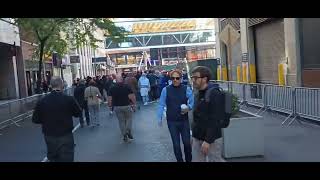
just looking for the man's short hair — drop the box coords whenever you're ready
[89,80,96,86]
[50,76,63,89]
[191,66,212,82]
[170,69,182,77]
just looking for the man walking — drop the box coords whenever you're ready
[158,70,194,162]
[32,76,82,162]
[108,75,137,142]
[147,70,158,102]
[190,66,226,162]
[124,72,139,111]
[74,79,90,128]
[84,80,102,126]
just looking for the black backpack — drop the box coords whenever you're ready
[204,87,232,128]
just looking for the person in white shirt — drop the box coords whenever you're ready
[138,73,150,105]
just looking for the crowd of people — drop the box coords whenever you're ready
[32,66,229,162]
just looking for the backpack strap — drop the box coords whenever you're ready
[205,86,224,102]
[205,87,215,103]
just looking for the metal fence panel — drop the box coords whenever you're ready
[265,85,293,114]
[0,87,74,130]
[212,80,320,122]
[230,82,245,102]
[295,87,320,120]
[245,83,265,107]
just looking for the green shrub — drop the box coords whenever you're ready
[231,93,240,116]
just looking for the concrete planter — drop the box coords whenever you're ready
[222,109,264,159]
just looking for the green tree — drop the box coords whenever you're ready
[13,18,126,93]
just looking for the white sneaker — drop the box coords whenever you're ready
[144,102,148,106]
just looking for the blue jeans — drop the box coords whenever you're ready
[88,104,100,125]
[142,96,149,104]
[167,120,192,162]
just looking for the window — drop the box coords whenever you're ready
[163,35,179,45]
[127,54,136,65]
[147,35,162,46]
[116,54,126,65]
[161,48,168,58]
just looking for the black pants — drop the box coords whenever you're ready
[167,120,192,162]
[150,86,158,101]
[79,103,90,125]
[44,133,75,162]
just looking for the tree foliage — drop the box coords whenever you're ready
[14,18,127,59]
[12,18,127,93]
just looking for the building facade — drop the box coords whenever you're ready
[215,18,320,88]
[0,18,27,100]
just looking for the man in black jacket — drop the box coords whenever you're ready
[32,76,82,162]
[146,70,158,101]
[74,79,90,128]
[191,66,226,162]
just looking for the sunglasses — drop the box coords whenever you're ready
[171,77,181,80]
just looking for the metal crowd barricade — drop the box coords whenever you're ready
[229,81,245,104]
[0,87,74,132]
[294,87,320,122]
[265,85,293,114]
[245,83,266,111]
[214,80,320,126]
[205,80,320,126]
[0,94,43,130]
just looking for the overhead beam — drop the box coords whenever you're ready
[105,42,215,53]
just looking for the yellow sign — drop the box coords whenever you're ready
[132,20,197,34]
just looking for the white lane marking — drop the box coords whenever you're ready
[41,123,80,162]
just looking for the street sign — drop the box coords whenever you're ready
[92,57,107,63]
[70,55,80,63]
[216,58,221,65]
[242,53,248,62]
